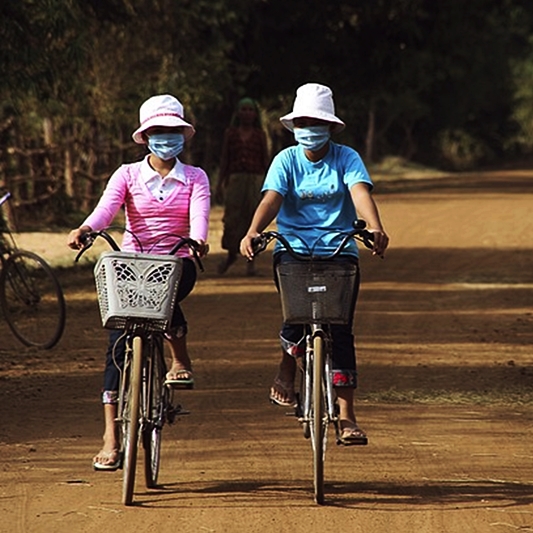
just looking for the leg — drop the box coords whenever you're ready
[93,402,121,469]
[270,321,306,406]
[217,250,238,274]
[246,257,256,276]
[336,387,367,445]
[165,259,196,386]
[93,330,125,469]
[164,332,194,386]
[330,324,367,445]
[269,349,298,406]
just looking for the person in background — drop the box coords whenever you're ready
[68,94,210,470]
[216,97,269,276]
[240,83,389,445]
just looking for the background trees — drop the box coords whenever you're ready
[1,0,533,226]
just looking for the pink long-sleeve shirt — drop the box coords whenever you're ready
[83,156,210,257]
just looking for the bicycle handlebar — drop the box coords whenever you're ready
[75,228,205,272]
[251,220,375,261]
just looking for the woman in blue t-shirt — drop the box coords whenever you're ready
[240,83,389,445]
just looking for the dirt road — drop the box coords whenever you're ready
[1,171,533,533]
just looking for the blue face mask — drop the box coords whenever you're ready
[293,125,331,151]
[147,132,185,160]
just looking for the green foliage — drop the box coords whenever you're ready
[1,0,533,222]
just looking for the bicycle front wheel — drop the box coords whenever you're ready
[121,335,143,506]
[0,250,66,349]
[312,334,326,505]
[143,334,166,488]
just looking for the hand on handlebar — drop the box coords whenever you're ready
[240,233,260,261]
[367,228,389,258]
[67,226,92,250]
[191,240,209,258]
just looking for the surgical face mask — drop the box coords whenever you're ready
[293,125,331,151]
[147,132,185,160]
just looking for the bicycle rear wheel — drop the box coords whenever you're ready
[121,335,142,506]
[0,250,66,349]
[143,335,166,488]
[311,334,326,505]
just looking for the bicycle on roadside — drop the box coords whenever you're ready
[252,220,374,505]
[76,228,204,506]
[0,191,66,349]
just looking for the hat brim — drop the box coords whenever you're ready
[132,116,196,144]
[280,111,345,134]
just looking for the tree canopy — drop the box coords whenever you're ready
[1,0,533,223]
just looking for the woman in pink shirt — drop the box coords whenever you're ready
[68,94,210,470]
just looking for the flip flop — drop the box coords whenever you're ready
[269,378,297,407]
[93,449,121,471]
[338,424,368,446]
[164,369,194,388]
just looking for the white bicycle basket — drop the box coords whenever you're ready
[94,251,183,331]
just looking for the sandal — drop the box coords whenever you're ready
[338,422,368,446]
[164,368,194,388]
[93,449,121,471]
[269,378,297,407]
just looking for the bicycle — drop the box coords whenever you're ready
[0,191,66,349]
[76,228,204,506]
[252,221,374,505]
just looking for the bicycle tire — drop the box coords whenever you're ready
[0,250,66,349]
[300,355,312,440]
[143,334,166,488]
[312,334,326,505]
[122,335,142,506]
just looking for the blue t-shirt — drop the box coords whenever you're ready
[262,142,373,257]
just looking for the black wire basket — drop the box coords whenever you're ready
[276,261,358,324]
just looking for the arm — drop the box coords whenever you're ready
[189,169,211,257]
[239,190,283,260]
[350,182,389,257]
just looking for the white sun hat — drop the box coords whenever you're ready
[132,94,196,144]
[280,83,345,134]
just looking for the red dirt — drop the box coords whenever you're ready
[1,170,533,532]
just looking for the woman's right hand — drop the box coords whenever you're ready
[67,226,91,250]
[240,233,259,261]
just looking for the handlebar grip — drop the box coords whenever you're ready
[361,230,374,250]
[251,235,268,255]
[75,232,96,262]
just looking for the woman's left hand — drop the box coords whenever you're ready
[367,229,389,258]
[192,240,209,258]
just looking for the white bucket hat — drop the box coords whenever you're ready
[280,83,345,134]
[132,94,195,144]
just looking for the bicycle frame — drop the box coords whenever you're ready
[76,228,202,506]
[252,222,373,505]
